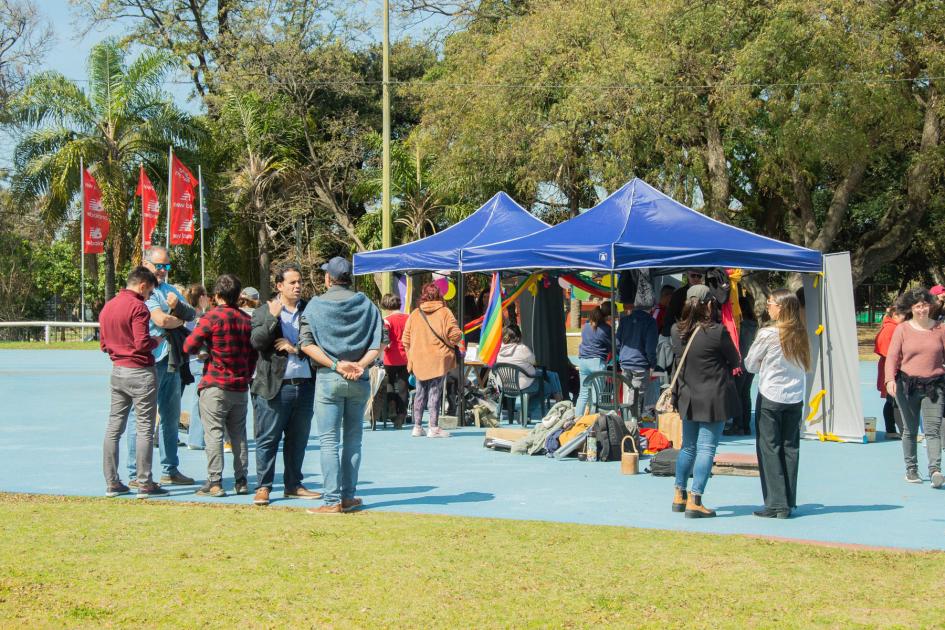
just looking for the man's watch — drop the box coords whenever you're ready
[331,360,338,372]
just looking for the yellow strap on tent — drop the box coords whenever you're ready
[815,324,824,336]
[817,431,842,442]
[806,389,826,423]
[812,273,823,289]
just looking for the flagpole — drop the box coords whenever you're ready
[198,164,205,287]
[80,157,85,324]
[140,163,145,261]
[166,146,173,247]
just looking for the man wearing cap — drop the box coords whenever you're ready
[299,257,382,514]
[127,246,196,488]
[249,263,321,506]
[930,285,945,321]
[661,269,706,338]
[239,286,261,315]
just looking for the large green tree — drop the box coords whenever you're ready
[11,39,204,298]
[420,0,945,285]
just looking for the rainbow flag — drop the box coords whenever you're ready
[479,272,503,366]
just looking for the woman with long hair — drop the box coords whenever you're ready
[402,282,463,438]
[574,301,614,417]
[885,287,945,486]
[744,289,810,518]
[670,285,740,518]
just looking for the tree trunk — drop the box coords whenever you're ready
[569,294,580,329]
[703,116,730,220]
[257,223,270,300]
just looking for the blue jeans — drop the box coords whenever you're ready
[574,357,605,417]
[252,380,315,490]
[187,391,204,449]
[127,357,182,478]
[187,360,205,449]
[674,419,725,496]
[314,370,369,506]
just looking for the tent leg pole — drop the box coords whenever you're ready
[610,279,618,419]
[457,272,465,426]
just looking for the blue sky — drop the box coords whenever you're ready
[1,1,443,170]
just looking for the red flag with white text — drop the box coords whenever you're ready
[82,169,109,254]
[135,166,160,249]
[168,153,198,245]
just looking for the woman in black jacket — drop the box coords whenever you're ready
[670,284,741,518]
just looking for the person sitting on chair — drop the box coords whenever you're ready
[496,325,563,402]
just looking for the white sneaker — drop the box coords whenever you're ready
[427,427,451,438]
[932,471,944,489]
[411,425,425,437]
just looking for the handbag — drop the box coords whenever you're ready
[418,308,463,363]
[654,327,700,414]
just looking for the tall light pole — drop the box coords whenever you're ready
[381,0,392,294]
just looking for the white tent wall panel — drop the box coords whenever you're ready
[803,252,866,442]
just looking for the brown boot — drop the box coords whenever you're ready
[253,487,270,506]
[684,494,716,518]
[672,487,688,513]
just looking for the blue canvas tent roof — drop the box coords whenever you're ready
[461,179,823,273]
[353,192,550,274]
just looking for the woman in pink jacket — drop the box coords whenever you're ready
[885,287,945,486]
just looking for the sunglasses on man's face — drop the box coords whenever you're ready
[153,263,171,271]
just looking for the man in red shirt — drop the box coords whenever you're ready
[99,266,169,498]
[381,293,409,428]
[183,274,257,498]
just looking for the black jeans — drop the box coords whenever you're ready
[882,397,902,434]
[756,395,802,511]
[734,371,755,434]
[251,380,315,490]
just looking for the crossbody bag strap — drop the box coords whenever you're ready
[667,326,700,393]
[418,308,457,350]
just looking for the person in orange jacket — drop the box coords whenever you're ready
[875,305,905,439]
[402,282,464,438]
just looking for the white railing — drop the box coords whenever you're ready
[0,321,100,344]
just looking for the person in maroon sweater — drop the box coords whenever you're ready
[99,266,168,498]
[183,274,257,497]
[885,287,945,486]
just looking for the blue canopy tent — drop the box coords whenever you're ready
[352,191,549,428]
[460,178,823,273]
[460,178,823,428]
[352,191,549,274]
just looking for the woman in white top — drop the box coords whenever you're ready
[744,288,810,519]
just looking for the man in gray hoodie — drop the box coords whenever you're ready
[299,257,382,514]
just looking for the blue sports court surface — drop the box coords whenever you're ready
[1,350,942,550]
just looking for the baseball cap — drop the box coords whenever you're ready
[686,284,712,303]
[931,285,945,296]
[241,286,260,301]
[321,256,352,282]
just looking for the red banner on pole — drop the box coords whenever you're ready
[168,154,198,245]
[82,169,109,254]
[135,166,160,249]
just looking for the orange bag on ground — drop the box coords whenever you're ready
[557,413,598,446]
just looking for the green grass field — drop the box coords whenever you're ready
[0,494,941,628]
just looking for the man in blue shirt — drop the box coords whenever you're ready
[127,246,197,487]
[249,264,320,506]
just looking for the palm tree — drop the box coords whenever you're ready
[219,91,301,299]
[11,39,203,298]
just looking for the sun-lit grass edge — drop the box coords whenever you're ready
[0,492,941,628]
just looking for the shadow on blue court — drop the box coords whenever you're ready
[0,350,941,550]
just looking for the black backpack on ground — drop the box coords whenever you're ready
[646,448,680,476]
[594,412,638,462]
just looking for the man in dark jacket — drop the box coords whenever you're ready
[249,264,320,506]
[661,269,706,337]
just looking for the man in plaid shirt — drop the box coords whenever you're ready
[184,274,257,497]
